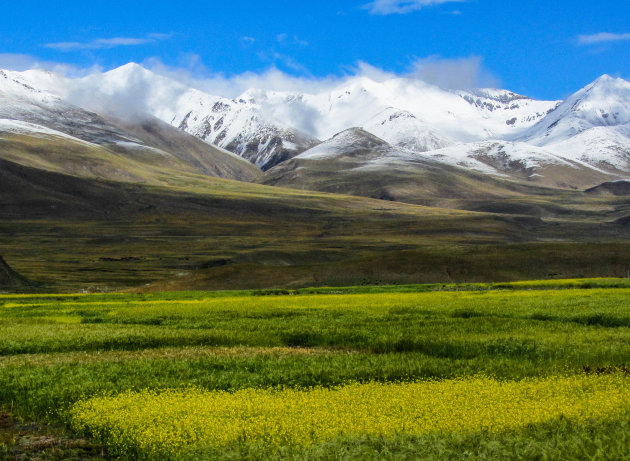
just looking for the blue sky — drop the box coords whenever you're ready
[1,0,629,99]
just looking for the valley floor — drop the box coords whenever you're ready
[1,280,630,459]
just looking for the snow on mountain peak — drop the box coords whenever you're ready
[1,63,629,184]
[520,75,630,146]
[591,74,620,86]
[111,62,146,73]
[331,127,386,143]
[11,63,557,165]
[297,127,391,160]
[362,107,455,153]
[583,74,630,99]
[102,62,160,84]
[0,69,59,101]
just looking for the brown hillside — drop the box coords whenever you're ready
[0,256,30,289]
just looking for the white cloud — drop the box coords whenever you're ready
[45,34,172,51]
[0,53,499,130]
[272,52,310,73]
[0,51,498,97]
[136,55,498,135]
[147,33,173,41]
[364,0,465,15]
[578,32,630,45]
[241,36,256,46]
[139,54,498,99]
[276,34,309,46]
[408,56,500,89]
[142,57,342,98]
[0,53,97,76]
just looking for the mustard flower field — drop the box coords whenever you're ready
[71,375,630,459]
[2,279,630,459]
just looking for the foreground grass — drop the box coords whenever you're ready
[1,282,630,459]
[193,417,630,461]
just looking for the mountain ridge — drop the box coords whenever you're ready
[0,67,262,184]
[2,64,629,194]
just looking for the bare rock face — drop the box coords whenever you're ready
[0,256,30,288]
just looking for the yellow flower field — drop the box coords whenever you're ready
[70,374,630,458]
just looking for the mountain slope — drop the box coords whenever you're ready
[0,154,561,290]
[108,116,261,180]
[0,256,31,289]
[6,153,630,292]
[514,75,630,175]
[361,108,455,152]
[172,88,320,170]
[77,64,320,170]
[234,76,559,143]
[520,75,630,145]
[585,180,630,196]
[424,140,619,189]
[547,126,630,174]
[0,68,261,184]
[261,128,587,209]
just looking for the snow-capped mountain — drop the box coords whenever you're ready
[456,88,558,133]
[296,127,404,161]
[0,68,140,145]
[2,63,630,194]
[264,72,630,191]
[261,127,454,200]
[234,76,558,143]
[547,126,630,174]
[520,75,630,145]
[263,127,616,198]
[305,74,630,187]
[0,68,260,183]
[3,64,561,162]
[171,88,319,170]
[72,64,319,170]
[512,75,630,174]
[59,65,559,168]
[423,141,614,188]
[361,108,455,152]
[261,127,597,205]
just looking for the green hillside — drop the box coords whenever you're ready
[1,156,630,292]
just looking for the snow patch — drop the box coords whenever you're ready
[0,118,98,147]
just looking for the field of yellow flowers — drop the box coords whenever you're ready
[71,375,630,459]
[2,279,630,460]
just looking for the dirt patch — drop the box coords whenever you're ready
[0,412,109,460]
[0,413,11,429]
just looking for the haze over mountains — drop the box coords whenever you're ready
[1,63,630,203]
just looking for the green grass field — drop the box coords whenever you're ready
[1,280,630,459]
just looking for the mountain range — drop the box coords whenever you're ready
[3,64,629,196]
[2,63,630,291]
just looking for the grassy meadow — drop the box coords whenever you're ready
[1,280,630,459]
[3,151,630,294]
